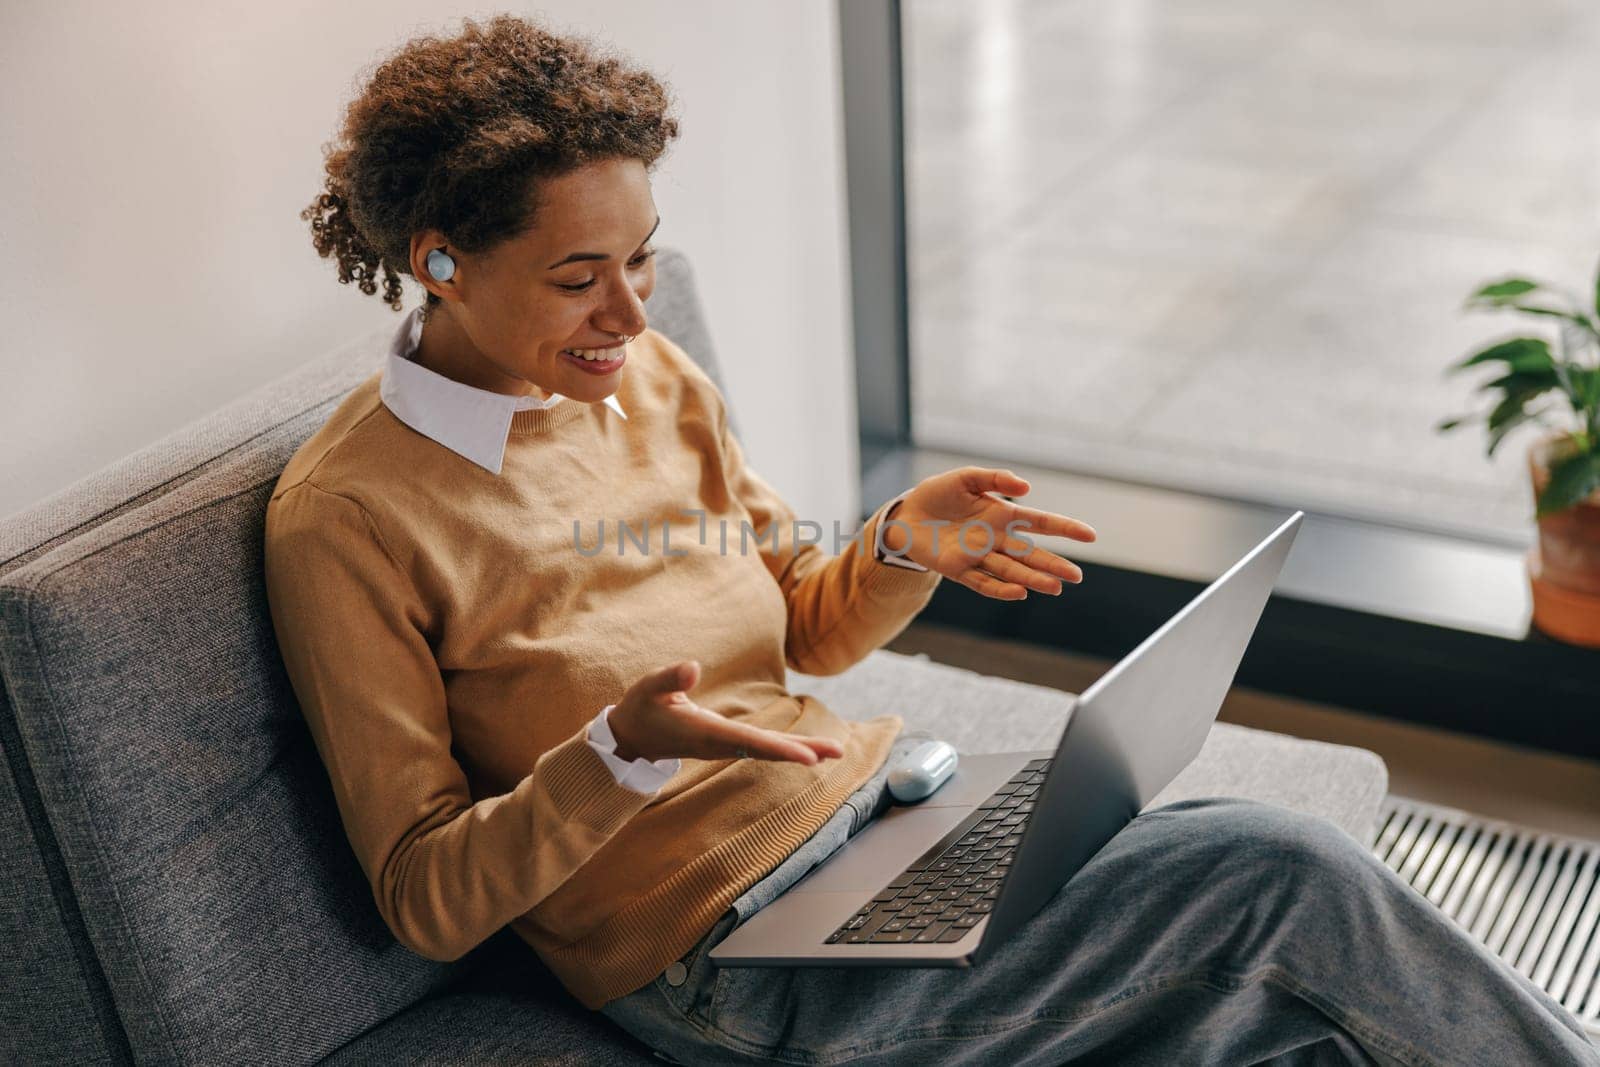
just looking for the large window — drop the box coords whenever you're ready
[900,0,1600,545]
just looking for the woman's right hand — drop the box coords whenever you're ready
[607,660,845,765]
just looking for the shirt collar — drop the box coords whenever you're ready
[378,306,626,475]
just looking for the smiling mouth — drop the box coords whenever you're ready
[559,346,627,375]
[561,344,626,362]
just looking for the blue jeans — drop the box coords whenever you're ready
[601,735,1599,1065]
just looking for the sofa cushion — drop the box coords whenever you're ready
[0,724,128,1067]
[789,650,1390,845]
[321,988,658,1067]
[320,929,658,1066]
[0,250,731,1066]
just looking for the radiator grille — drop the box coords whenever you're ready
[1373,796,1600,1041]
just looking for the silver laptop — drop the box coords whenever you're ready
[710,510,1304,968]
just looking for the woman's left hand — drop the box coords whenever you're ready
[879,467,1096,600]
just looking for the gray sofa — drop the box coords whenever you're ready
[0,248,1389,1065]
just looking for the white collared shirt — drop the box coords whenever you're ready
[875,489,929,572]
[587,704,679,795]
[378,305,677,796]
[378,306,628,477]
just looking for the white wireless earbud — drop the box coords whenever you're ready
[426,248,456,282]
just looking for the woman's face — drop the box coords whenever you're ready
[412,156,659,405]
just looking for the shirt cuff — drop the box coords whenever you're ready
[585,704,681,796]
[874,489,930,572]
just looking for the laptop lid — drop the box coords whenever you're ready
[972,510,1304,963]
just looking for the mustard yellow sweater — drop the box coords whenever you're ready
[261,327,942,1009]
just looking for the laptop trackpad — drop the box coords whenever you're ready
[791,806,972,894]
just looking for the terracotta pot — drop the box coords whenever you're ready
[1526,433,1600,647]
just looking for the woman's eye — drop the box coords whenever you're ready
[553,250,653,292]
[550,246,649,287]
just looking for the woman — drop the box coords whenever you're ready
[265,14,1598,1065]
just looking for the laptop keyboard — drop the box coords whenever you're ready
[825,757,1051,945]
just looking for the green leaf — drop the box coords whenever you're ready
[1436,415,1470,432]
[1486,391,1528,429]
[1479,368,1560,397]
[1462,275,1600,336]
[1508,304,1600,333]
[1449,337,1554,375]
[1486,400,1541,457]
[1468,278,1540,303]
[1484,392,1544,457]
[1537,449,1600,516]
[1568,366,1600,413]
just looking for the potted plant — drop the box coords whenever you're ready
[1438,260,1600,647]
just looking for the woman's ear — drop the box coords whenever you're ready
[409,229,457,303]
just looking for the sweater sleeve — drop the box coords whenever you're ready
[262,480,657,962]
[716,406,942,677]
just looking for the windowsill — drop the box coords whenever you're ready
[861,443,1600,761]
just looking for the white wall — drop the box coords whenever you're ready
[0,2,860,532]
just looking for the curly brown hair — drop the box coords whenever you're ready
[302,14,679,317]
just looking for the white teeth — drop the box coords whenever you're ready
[566,348,621,361]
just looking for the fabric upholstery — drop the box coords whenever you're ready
[0,250,717,1066]
[318,928,657,1066]
[0,720,127,1066]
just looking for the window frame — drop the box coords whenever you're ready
[838,0,1600,760]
